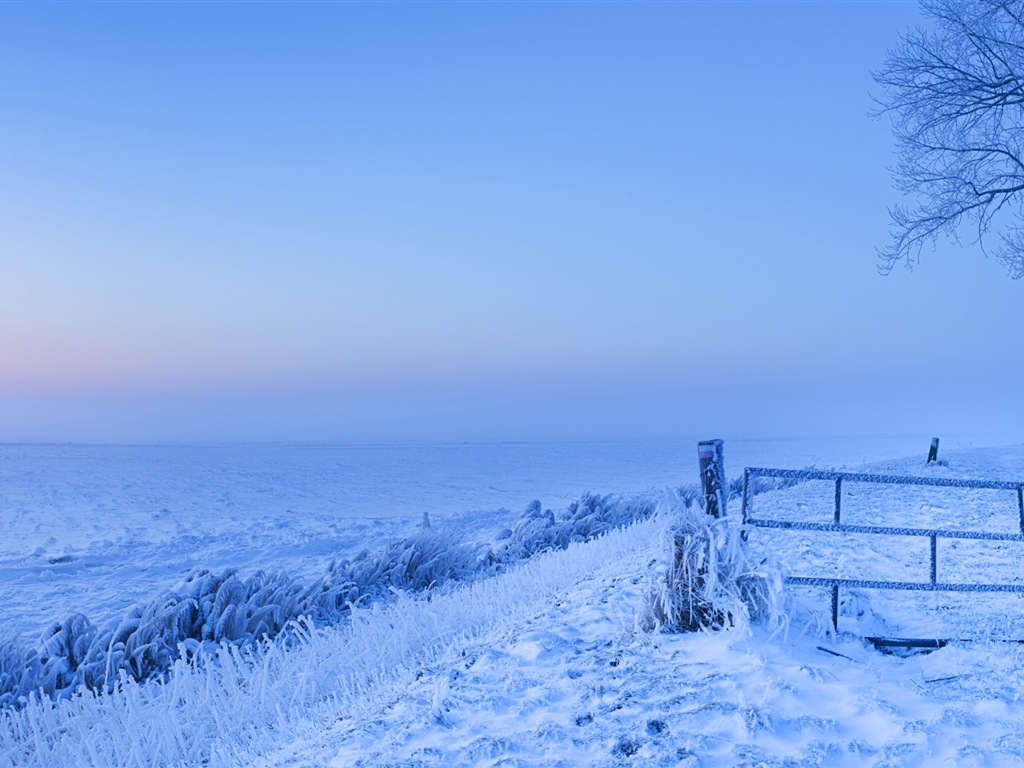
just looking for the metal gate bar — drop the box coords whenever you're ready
[741,467,1024,637]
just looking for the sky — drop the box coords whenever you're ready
[1,0,1021,444]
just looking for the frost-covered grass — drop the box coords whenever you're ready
[641,492,787,635]
[0,514,665,768]
[0,491,660,707]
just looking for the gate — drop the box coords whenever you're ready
[741,467,1024,646]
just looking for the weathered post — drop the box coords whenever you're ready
[662,439,726,630]
[831,584,840,633]
[698,439,726,518]
[926,437,940,465]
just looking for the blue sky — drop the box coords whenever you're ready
[1,1,1021,443]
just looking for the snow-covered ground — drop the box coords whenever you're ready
[3,437,1024,766]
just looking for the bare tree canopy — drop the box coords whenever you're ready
[876,0,1024,278]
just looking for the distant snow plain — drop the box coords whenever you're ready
[3,436,1024,766]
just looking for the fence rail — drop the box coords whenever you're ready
[741,467,1024,637]
[742,466,1024,492]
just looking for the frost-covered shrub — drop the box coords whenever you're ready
[351,528,487,592]
[499,493,660,561]
[310,527,491,622]
[37,613,95,697]
[0,637,39,709]
[642,492,786,635]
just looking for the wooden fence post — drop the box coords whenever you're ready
[698,439,726,518]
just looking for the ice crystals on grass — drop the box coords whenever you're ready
[0,488,667,708]
[641,491,787,636]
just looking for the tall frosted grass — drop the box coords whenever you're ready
[0,490,664,707]
[0,515,664,768]
[641,492,787,636]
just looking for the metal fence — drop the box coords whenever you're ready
[741,467,1024,638]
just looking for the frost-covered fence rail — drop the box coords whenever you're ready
[741,467,1024,636]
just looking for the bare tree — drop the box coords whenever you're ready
[876,0,1024,278]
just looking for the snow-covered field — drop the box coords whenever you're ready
[3,437,1024,766]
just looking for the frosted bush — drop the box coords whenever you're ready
[642,492,786,635]
[38,614,95,697]
[500,493,659,561]
[0,638,39,709]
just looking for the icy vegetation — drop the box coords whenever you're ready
[0,490,668,706]
[641,492,786,635]
[0,515,665,768]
